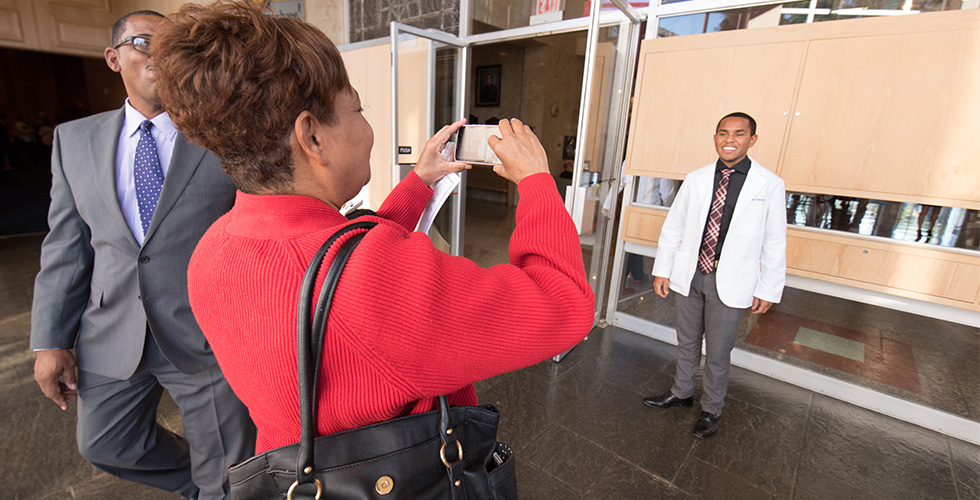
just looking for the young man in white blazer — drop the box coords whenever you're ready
[642,112,786,439]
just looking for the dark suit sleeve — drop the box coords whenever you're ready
[30,125,95,350]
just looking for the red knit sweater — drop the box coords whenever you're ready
[187,171,594,453]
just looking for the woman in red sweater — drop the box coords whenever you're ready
[153,1,595,454]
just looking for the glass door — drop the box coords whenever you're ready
[554,2,645,360]
[390,23,468,255]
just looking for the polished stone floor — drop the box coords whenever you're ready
[617,252,980,422]
[3,196,979,499]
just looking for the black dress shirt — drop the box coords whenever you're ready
[701,156,751,263]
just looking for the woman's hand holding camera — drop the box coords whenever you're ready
[414,118,470,188]
[488,118,548,185]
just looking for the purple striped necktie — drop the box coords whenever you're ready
[698,168,734,274]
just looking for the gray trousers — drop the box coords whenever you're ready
[76,331,255,500]
[670,270,745,416]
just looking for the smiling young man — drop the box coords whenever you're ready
[30,11,254,499]
[641,112,786,439]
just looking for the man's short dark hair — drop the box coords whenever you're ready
[111,10,165,46]
[717,112,757,136]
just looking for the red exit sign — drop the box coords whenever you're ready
[537,0,564,15]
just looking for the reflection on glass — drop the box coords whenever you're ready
[622,251,651,290]
[659,0,961,37]
[781,13,809,24]
[659,11,745,37]
[786,193,979,251]
[615,253,677,328]
[631,177,680,207]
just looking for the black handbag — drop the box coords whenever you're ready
[228,220,518,500]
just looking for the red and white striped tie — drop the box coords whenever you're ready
[698,168,734,274]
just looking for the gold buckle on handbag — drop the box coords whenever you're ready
[440,440,463,467]
[287,478,322,500]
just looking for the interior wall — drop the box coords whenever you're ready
[306,0,345,44]
[471,0,533,31]
[470,34,586,182]
[112,0,345,45]
[469,42,525,125]
[348,0,459,42]
[518,34,585,177]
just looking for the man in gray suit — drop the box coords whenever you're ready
[30,11,255,499]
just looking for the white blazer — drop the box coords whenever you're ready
[652,157,787,309]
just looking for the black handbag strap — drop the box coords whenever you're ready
[292,219,464,498]
[295,220,376,490]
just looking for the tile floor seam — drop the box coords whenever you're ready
[727,392,802,422]
[688,455,776,499]
[669,436,699,486]
[527,457,583,496]
[555,421,678,490]
[943,435,963,500]
[804,396,898,500]
[636,460,691,498]
[577,457,617,498]
[951,376,974,423]
[787,391,814,500]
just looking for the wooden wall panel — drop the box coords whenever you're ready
[624,38,803,179]
[621,206,667,246]
[342,43,393,211]
[0,0,40,49]
[342,39,429,210]
[786,235,846,276]
[782,26,980,208]
[33,0,112,57]
[620,9,980,311]
[625,9,980,208]
[0,6,24,42]
[396,37,428,166]
[787,229,980,309]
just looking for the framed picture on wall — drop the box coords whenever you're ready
[475,65,501,107]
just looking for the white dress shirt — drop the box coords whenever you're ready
[116,100,178,245]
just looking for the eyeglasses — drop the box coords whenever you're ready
[114,35,151,54]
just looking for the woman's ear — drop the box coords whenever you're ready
[294,110,326,166]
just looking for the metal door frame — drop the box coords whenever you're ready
[391,23,468,255]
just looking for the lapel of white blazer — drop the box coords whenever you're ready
[92,109,140,250]
[731,157,767,222]
[694,163,716,230]
[142,132,206,245]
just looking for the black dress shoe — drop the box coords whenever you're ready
[693,411,721,439]
[642,391,694,409]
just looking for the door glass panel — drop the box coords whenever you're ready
[430,44,462,254]
[573,23,635,321]
[464,30,589,269]
[393,30,464,254]
[469,0,645,35]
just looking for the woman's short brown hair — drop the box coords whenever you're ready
[153,0,349,193]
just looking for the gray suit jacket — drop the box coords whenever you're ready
[30,108,236,379]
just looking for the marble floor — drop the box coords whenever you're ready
[2,196,979,499]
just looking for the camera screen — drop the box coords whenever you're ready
[455,125,502,164]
